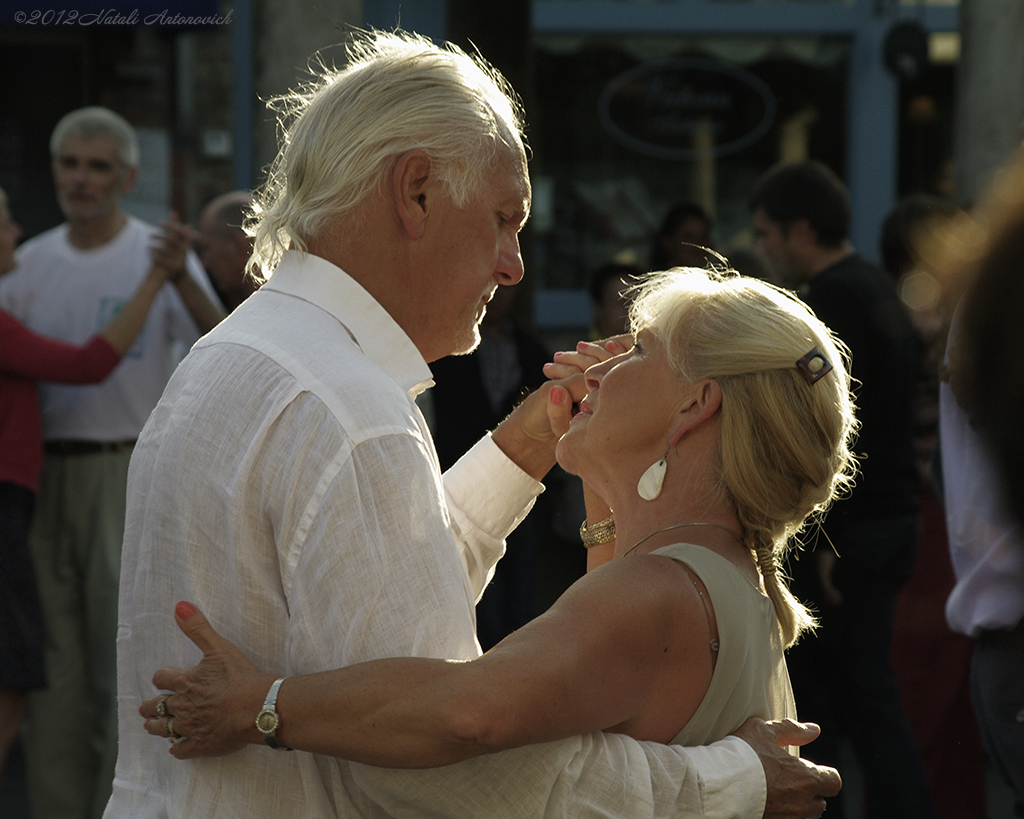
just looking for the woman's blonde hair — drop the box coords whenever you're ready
[629,268,858,646]
[247,29,526,281]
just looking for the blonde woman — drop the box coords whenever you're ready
[144,268,855,805]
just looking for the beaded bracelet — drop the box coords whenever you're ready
[579,514,616,548]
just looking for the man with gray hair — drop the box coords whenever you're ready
[108,31,837,819]
[0,105,224,819]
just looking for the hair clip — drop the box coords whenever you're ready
[796,347,833,385]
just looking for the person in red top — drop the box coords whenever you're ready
[0,185,182,773]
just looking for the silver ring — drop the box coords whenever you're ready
[156,696,169,718]
[166,716,179,740]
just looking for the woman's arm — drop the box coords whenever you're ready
[145,555,714,766]
[543,336,632,570]
[0,263,172,383]
[97,264,173,355]
[169,269,227,334]
[151,212,226,334]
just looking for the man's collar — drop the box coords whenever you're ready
[262,251,434,397]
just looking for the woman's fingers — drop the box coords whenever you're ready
[140,690,179,719]
[547,385,574,439]
[544,336,633,381]
[173,601,231,656]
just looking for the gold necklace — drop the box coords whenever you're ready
[624,522,745,557]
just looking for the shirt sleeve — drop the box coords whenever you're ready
[284,421,485,672]
[443,433,544,601]
[351,733,765,819]
[0,311,121,383]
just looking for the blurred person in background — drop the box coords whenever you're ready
[649,202,714,271]
[0,185,181,778]
[195,190,258,312]
[589,261,641,339]
[880,194,986,819]
[938,145,1024,818]
[0,106,224,819]
[750,160,932,819]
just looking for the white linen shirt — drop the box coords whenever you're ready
[940,316,1024,637]
[106,251,764,819]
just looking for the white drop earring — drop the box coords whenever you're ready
[637,446,670,501]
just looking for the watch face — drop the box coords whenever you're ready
[256,709,279,734]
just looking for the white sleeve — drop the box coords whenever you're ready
[443,433,544,601]
[352,733,765,819]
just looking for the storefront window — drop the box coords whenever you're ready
[528,34,848,297]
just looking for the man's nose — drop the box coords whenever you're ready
[495,233,524,286]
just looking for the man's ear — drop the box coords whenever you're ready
[119,165,139,197]
[392,150,433,239]
[668,379,722,446]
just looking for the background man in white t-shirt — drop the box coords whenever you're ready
[0,106,224,819]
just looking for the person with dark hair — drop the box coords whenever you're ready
[589,261,641,339]
[750,160,933,819]
[650,202,714,271]
[880,194,987,819]
[938,147,1024,817]
[195,190,258,312]
[879,194,959,281]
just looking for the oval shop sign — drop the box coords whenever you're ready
[598,58,777,160]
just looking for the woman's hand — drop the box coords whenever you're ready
[543,335,633,440]
[140,602,277,759]
[149,211,198,281]
[542,335,633,382]
[490,335,634,481]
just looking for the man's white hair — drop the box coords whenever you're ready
[50,106,140,169]
[247,29,527,280]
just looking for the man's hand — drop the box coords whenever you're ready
[734,718,841,819]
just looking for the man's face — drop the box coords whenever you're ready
[52,135,135,224]
[197,211,253,305]
[419,150,531,360]
[0,205,23,276]
[753,207,801,283]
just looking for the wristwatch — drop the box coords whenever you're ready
[255,676,292,750]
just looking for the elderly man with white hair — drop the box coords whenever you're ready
[0,106,224,819]
[107,30,839,819]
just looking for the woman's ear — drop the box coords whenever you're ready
[392,150,433,238]
[668,379,722,446]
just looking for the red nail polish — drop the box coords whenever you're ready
[176,601,196,619]
[551,387,564,404]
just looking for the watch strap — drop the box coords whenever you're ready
[256,676,292,750]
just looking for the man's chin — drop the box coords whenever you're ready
[448,327,482,357]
